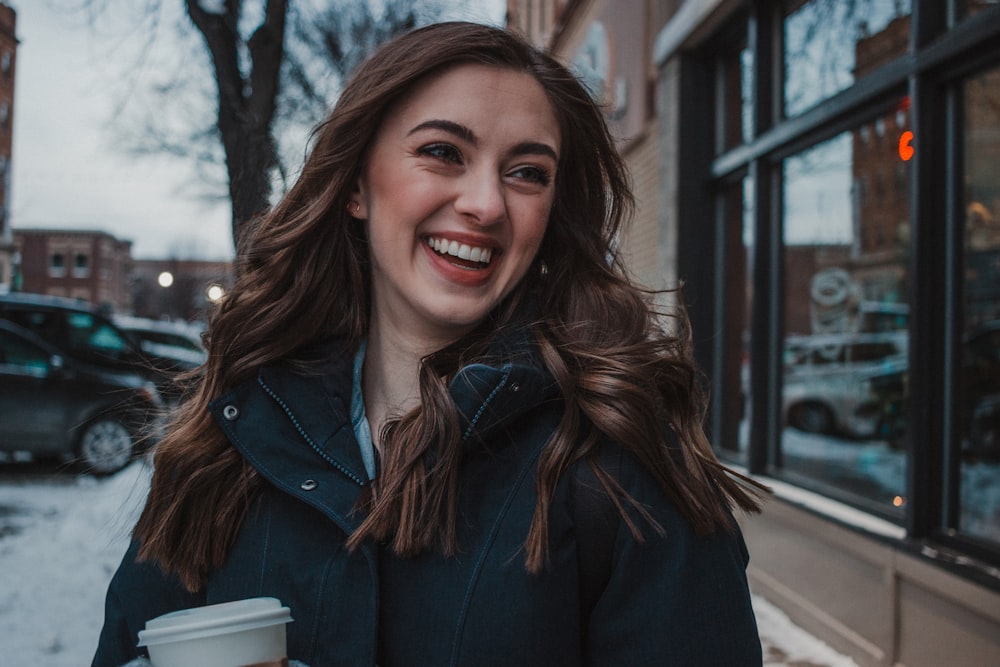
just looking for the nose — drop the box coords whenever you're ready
[454,166,507,226]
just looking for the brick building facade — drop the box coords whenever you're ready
[11,228,232,323]
[13,229,134,311]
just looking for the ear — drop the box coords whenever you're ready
[348,178,368,219]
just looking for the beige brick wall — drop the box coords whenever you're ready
[618,127,664,292]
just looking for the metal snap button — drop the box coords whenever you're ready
[510,382,520,392]
[301,479,318,491]
[222,405,239,420]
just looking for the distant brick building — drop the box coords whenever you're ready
[13,229,134,311]
[0,3,16,293]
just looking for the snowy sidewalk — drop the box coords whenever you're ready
[0,461,857,666]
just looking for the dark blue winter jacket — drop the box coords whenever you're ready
[92,337,762,666]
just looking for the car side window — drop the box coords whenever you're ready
[65,313,129,357]
[0,330,49,376]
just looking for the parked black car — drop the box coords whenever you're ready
[0,293,200,403]
[0,320,164,474]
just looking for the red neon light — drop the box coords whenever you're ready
[899,131,914,161]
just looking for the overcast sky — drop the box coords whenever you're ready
[9,0,505,259]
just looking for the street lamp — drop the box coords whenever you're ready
[206,283,225,303]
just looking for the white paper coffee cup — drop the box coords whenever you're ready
[137,597,293,667]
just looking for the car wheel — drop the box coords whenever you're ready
[77,416,135,475]
[788,402,835,435]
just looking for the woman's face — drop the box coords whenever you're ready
[353,63,560,346]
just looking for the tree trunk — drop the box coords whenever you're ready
[185,0,287,252]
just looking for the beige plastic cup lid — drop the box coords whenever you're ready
[137,597,293,647]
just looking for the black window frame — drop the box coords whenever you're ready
[679,0,1000,585]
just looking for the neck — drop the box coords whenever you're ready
[362,317,456,447]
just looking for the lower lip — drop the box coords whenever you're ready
[422,242,498,287]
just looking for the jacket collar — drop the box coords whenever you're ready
[212,324,559,489]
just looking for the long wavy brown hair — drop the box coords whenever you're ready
[134,21,763,592]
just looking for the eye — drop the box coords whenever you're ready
[418,143,463,164]
[508,165,552,187]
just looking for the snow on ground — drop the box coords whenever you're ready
[0,460,857,666]
[0,462,151,665]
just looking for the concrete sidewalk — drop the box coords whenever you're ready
[754,595,859,667]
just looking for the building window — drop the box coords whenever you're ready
[779,102,911,512]
[0,102,8,128]
[719,175,754,463]
[783,0,912,118]
[50,253,66,278]
[0,52,9,76]
[959,0,1000,21]
[73,253,90,278]
[958,62,1000,545]
[717,32,752,153]
[695,1,1000,569]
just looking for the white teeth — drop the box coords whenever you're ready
[426,236,493,264]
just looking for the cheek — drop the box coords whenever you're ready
[514,203,553,257]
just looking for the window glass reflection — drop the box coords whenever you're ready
[719,177,753,461]
[718,40,753,152]
[780,101,911,514]
[957,1,999,21]
[784,0,911,118]
[960,64,1000,544]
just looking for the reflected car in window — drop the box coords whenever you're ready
[0,320,164,474]
[782,332,908,438]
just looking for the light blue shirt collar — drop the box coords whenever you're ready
[351,339,377,480]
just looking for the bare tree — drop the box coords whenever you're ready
[183,0,443,250]
[184,0,286,251]
[66,0,448,251]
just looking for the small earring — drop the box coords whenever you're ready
[347,201,360,216]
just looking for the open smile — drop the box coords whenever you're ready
[424,235,495,270]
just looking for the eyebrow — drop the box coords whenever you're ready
[408,119,559,162]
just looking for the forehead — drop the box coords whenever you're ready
[380,63,561,147]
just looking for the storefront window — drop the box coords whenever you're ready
[784,0,912,118]
[718,176,753,461]
[779,100,911,513]
[957,1,999,21]
[718,40,752,152]
[959,63,1000,544]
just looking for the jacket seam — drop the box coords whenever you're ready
[448,407,547,666]
[258,375,365,485]
[460,365,511,443]
[308,557,335,658]
[258,500,272,595]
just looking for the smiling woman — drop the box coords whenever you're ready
[355,64,559,355]
[92,22,766,667]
